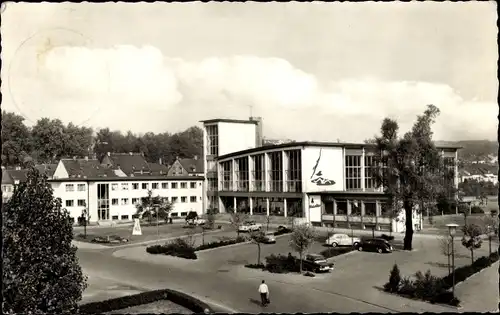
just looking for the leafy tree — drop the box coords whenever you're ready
[461,224,483,264]
[289,224,316,273]
[1,111,32,166]
[384,264,401,293]
[265,215,271,231]
[62,123,93,158]
[30,118,67,163]
[205,208,216,229]
[135,190,173,224]
[438,236,452,275]
[249,230,267,265]
[2,166,87,313]
[229,212,248,238]
[373,105,455,250]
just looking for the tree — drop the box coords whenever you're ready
[229,212,248,238]
[30,118,67,163]
[62,123,93,158]
[384,264,402,293]
[373,105,455,251]
[135,190,173,224]
[1,111,32,166]
[265,215,271,231]
[289,224,316,273]
[461,224,483,264]
[205,208,216,229]
[2,167,87,313]
[438,236,452,275]
[249,230,267,265]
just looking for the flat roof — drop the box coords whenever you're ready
[216,141,462,160]
[49,175,204,182]
[199,118,258,125]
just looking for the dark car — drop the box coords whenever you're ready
[356,238,392,253]
[302,254,334,273]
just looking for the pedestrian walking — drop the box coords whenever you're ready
[258,280,269,306]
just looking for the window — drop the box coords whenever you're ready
[112,198,119,205]
[350,200,361,216]
[345,155,362,190]
[181,196,187,203]
[77,199,86,207]
[112,215,119,220]
[268,152,283,192]
[65,184,74,192]
[235,157,249,191]
[171,197,178,203]
[142,183,148,190]
[121,183,129,190]
[171,213,178,217]
[77,184,86,191]
[190,182,196,189]
[252,154,265,191]
[132,198,139,204]
[285,150,302,192]
[190,196,197,203]
[121,198,129,205]
[336,200,347,215]
[65,200,74,207]
[208,178,217,191]
[132,183,139,190]
[111,183,118,191]
[380,202,392,217]
[121,215,129,220]
[221,161,233,191]
[364,201,376,216]
[206,124,219,156]
[152,183,159,189]
[364,155,377,190]
[171,183,178,189]
[180,212,188,217]
[180,182,187,189]
[162,182,168,189]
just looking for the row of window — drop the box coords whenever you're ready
[65,181,199,192]
[65,196,200,207]
[70,211,195,223]
[323,199,390,216]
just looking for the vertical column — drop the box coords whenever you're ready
[264,153,270,192]
[266,197,270,216]
[361,148,366,191]
[454,151,459,215]
[249,197,253,215]
[233,196,237,212]
[282,150,287,193]
[333,199,337,215]
[361,201,365,228]
[284,198,288,217]
[232,159,237,192]
[248,155,253,192]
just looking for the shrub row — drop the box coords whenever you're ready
[441,251,499,289]
[265,254,300,273]
[78,288,212,314]
[320,247,354,259]
[146,238,197,260]
[195,235,247,251]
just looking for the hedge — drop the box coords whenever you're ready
[146,238,197,260]
[320,247,354,259]
[195,236,247,251]
[441,251,499,289]
[78,288,212,314]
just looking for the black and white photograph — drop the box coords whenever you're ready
[1,2,498,314]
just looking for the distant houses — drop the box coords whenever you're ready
[459,169,498,185]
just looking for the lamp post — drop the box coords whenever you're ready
[446,223,459,297]
[487,225,492,255]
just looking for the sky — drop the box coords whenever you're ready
[1,2,498,142]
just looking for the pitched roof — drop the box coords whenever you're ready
[104,153,151,175]
[61,159,116,178]
[2,169,13,184]
[6,169,28,182]
[34,164,57,177]
[178,158,204,174]
[148,163,169,175]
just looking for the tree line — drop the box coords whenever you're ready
[1,111,203,167]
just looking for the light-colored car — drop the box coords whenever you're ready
[263,232,276,244]
[238,221,262,232]
[325,233,360,247]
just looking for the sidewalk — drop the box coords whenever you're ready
[455,261,499,313]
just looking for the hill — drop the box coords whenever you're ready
[436,140,498,160]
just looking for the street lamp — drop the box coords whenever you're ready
[446,223,459,297]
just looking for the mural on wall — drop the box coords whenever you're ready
[310,148,336,186]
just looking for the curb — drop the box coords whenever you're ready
[454,259,499,291]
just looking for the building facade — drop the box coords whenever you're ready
[201,118,460,232]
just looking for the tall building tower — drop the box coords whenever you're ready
[200,118,262,213]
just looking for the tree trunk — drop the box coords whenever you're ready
[403,201,414,251]
[299,253,303,273]
[257,244,261,265]
[471,248,474,264]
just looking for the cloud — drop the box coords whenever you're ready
[8,44,497,141]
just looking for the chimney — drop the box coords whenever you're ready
[193,155,198,160]
[107,152,110,157]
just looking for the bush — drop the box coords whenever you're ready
[195,236,247,251]
[91,236,110,244]
[304,271,316,277]
[245,263,265,269]
[398,277,415,297]
[413,270,445,300]
[146,238,197,260]
[384,264,401,293]
[320,247,354,259]
[470,206,484,214]
[265,254,299,273]
[380,234,395,241]
[442,252,499,289]
[431,291,460,306]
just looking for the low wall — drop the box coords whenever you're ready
[78,288,212,314]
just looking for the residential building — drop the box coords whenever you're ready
[167,156,204,176]
[201,117,460,232]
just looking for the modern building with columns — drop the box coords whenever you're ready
[201,118,460,232]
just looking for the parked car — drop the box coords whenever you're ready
[262,232,276,244]
[355,238,393,253]
[302,254,334,273]
[238,221,262,232]
[325,233,361,247]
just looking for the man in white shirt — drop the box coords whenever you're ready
[258,280,269,306]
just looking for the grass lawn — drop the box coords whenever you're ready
[105,300,192,314]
